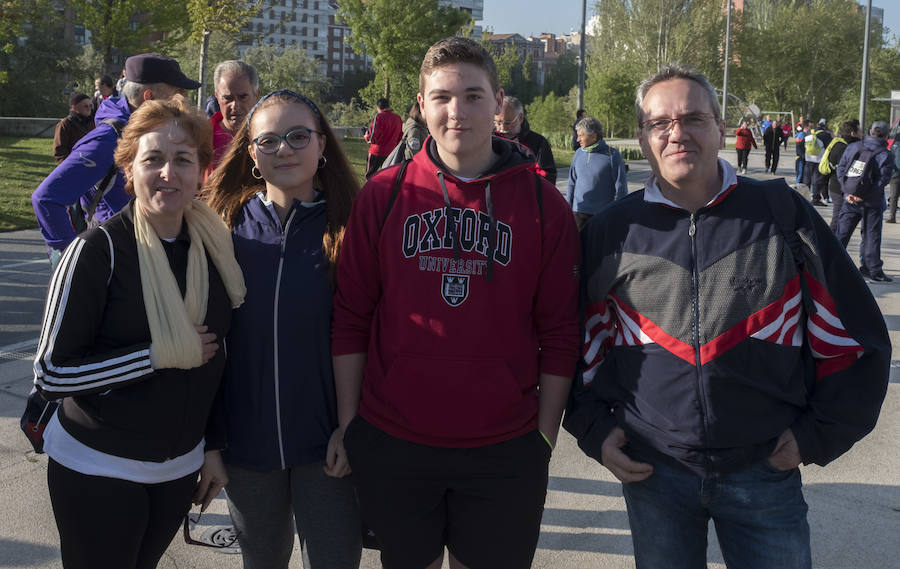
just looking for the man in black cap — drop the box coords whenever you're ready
[52,92,94,163]
[33,54,201,269]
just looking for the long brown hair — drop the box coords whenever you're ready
[205,90,359,287]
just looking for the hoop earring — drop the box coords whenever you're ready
[251,165,263,180]
[318,155,327,169]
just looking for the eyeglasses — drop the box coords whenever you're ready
[182,512,238,549]
[252,127,322,154]
[494,116,521,128]
[640,113,716,135]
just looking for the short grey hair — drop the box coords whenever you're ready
[870,120,890,138]
[576,117,603,139]
[501,95,524,115]
[120,80,146,106]
[635,64,721,125]
[213,60,259,92]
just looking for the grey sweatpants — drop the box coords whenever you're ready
[225,460,362,569]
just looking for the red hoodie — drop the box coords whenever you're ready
[332,137,580,447]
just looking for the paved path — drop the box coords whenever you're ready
[1,147,898,568]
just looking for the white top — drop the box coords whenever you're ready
[43,411,204,483]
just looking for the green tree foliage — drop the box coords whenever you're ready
[589,0,724,79]
[0,0,80,116]
[68,0,186,73]
[731,0,895,124]
[544,52,578,97]
[242,44,331,103]
[525,92,570,138]
[584,65,637,139]
[584,0,722,133]
[336,0,470,105]
[183,0,260,105]
[167,31,240,104]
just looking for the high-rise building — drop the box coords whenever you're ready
[237,0,483,86]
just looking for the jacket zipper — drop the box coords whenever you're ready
[689,213,712,472]
[272,208,296,470]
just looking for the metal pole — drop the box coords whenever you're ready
[721,0,732,141]
[578,0,586,109]
[859,0,872,128]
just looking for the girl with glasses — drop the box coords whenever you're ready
[206,90,362,569]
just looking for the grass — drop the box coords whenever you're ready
[0,136,576,232]
[0,137,56,231]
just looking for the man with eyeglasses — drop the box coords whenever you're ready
[565,65,889,569]
[494,95,557,183]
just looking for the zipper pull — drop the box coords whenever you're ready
[689,213,696,237]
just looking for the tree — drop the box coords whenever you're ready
[184,0,260,106]
[167,31,240,107]
[67,0,186,73]
[730,0,885,123]
[589,0,724,79]
[0,0,81,116]
[584,64,637,139]
[337,0,470,105]
[525,93,570,139]
[544,52,578,97]
[242,44,331,104]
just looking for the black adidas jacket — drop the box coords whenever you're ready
[34,201,231,461]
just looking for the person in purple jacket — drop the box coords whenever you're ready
[32,53,201,270]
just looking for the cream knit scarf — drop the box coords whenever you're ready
[134,200,246,370]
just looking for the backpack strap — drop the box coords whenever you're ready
[762,183,817,316]
[84,118,126,224]
[380,159,410,230]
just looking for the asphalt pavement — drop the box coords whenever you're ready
[0,147,898,568]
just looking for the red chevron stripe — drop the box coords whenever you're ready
[700,276,802,363]
[610,293,695,364]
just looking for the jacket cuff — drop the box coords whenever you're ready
[577,413,618,465]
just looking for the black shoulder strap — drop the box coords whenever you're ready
[762,183,817,316]
[533,172,544,239]
[380,159,410,230]
[84,118,126,224]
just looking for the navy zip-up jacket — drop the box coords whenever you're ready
[836,135,895,207]
[222,194,338,471]
[565,172,890,476]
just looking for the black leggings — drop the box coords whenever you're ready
[47,458,197,569]
[736,148,751,170]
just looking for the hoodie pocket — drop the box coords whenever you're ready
[381,354,526,440]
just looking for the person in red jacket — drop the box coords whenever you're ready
[734,119,757,174]
[329,37,580,569]
[364,98,403,178]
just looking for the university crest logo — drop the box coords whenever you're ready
[441,274,469,307]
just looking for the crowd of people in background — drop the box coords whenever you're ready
[27,37,893,569]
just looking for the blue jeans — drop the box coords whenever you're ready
[622,456,811,569]
[795,158,804,184]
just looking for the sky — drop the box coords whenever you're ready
[481,1,900,41]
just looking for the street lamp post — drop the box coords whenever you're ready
[578,0,586,110]
[859,0,872,127]
[721,0,732,143]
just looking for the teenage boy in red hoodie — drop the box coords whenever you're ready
[328,36,580,569]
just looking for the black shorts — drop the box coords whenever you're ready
[344,415,551,569]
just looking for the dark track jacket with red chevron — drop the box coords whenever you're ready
[564,165,890,477]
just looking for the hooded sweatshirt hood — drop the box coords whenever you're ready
[94,96,132,127]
